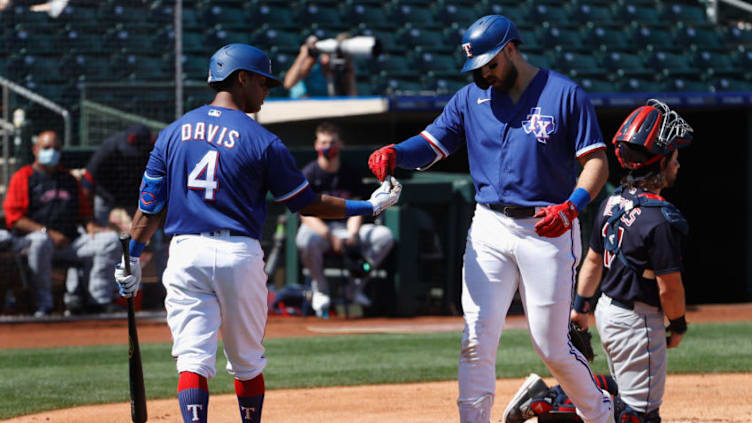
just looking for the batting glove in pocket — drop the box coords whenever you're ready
[114,257,142,298]
[368,176,402,216]
[534,201,578,238]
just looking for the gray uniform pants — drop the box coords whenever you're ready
[295,222,394,296]
[13,229,121,312]
[595,294,667,414]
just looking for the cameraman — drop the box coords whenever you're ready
[296,122,394,317]
[283,34,357,98]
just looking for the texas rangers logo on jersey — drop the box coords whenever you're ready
[522,107,556,144]
[462,42,473,57]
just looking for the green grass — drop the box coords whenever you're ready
[1,321,750,419]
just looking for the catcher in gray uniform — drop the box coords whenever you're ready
[504,99,692,423]
[572,99,691,423]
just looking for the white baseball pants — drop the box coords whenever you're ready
[163,231,268,381]
[457,204,612,423]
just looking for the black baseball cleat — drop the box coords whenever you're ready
[502,373,551,423]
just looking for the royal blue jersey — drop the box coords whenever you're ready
[590,186,687,307]
[419,69,605,206]
[145,105,315,239]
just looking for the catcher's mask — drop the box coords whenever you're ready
[612,99,693,170]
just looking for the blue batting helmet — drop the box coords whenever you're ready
[460,15,522,72]
[207,43,282,87]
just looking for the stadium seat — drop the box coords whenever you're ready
[9,25,56,54]
[345,1,393,27]
[181,6,203,29]
[528,3,571,26]
[620,77,664,94]
[726,26,752,47]
[676,24,726,50]
[584,24,631,51]
[209,26,255,47]
[116,53,170,80]
[517,25,545,51]
[299,2,344,26]
[601,51,653,79]
[438,3,484,27]
[8,5,50,25]
[661,3,709,25]
[267,48,297,77]
[711,77,752,92]
[102,24,154,53]
[694,50,744,79]
[398,26,450,51]
[181,53,210,81]
[578,77,619,94]
[541,25,585,51]
[358,27,400,51]
[254,27,303,51]
[662,77,709,93]
[617,3,660,25]
[391,1,439,27]
[630,24,679,52]
[98,2,149,24]
[415,50,460,73]
[522,51,555,69]
[382,75,425,95]
[556,51,607,79]
[482,3,528,26]
[732,48,752,71]
[58,4,99,23]
[182,29,208,54]
[425,72,470,94]
[251,1,300,28]
[648,50,702,79]
[203,4,249,28]
[571,3,616,25]
[374,53,413,74]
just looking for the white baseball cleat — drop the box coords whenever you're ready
[502,373,550,423]
[311,291,331,318]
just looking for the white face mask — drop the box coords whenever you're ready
[38,148,61,167]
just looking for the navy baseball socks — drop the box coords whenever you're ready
[235,373,265,423]
[178,372,209,423]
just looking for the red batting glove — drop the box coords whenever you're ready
[534,201,578,238]
[368,144,396,182]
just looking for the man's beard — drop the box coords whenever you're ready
[493,61,518,93]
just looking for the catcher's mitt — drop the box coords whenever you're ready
[569,322,595,362]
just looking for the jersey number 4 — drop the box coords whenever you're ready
[188,150,219,200]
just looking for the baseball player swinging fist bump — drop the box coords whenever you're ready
[570,99,692,423]
[369,15,613,423]
[113,43,401,423]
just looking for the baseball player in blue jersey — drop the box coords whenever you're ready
[369,15,613,423]
[570,99,692,423]
[113,43,401,423]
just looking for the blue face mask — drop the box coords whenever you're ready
[38,148,61,167]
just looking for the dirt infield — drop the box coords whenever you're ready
[2,303,751,422]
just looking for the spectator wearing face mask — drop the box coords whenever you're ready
[3,130,121,316]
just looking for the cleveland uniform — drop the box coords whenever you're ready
[592,186,687,415]
[145,104,315,381]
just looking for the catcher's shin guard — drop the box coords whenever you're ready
[502,373,551,423]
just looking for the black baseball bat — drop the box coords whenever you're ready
[119,233,148,423]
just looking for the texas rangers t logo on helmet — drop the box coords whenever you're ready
[462,43,473,58]
[522,107,555,144]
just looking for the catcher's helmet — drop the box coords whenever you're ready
[460,15,522,72]
[613,99,693,169]
[207,43,282,87]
